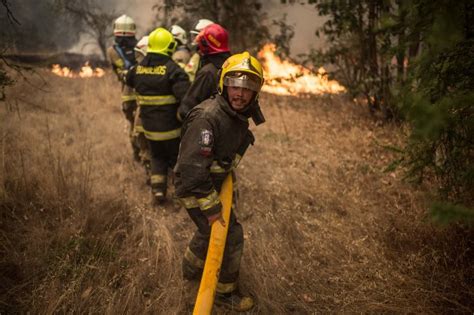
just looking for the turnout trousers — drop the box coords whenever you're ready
[147,137,180,196]
[182,188,244,294]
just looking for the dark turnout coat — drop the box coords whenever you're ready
[175,93,255,293]
[126,53,190,141]
[178,52,231,120]
[175,94,254,218]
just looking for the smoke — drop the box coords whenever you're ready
[262,0,327,59]
[1,0,326,59]
[0,0,82,53]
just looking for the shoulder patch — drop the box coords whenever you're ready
[199,129,213,157]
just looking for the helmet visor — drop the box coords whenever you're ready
[224,72,262,92]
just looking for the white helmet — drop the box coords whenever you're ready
[134,35,149,56]
[190,18,214,35]
[170,24,188,45]
[113,14,136,37]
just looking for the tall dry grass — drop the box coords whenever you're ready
[0,69,192,314]
[0,68,472,314]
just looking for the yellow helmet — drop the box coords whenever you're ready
[113,14,136,36]
[147,27,177,56]
[218,51,264,94]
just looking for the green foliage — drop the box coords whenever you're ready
[306,0,399,120]
[307,0,473,223]
[430,202,474,225]
[271,14,295,59]
[399,1,474,223]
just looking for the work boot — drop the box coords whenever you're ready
[144,161,151,186]
[182,262,202,281]
[153,191,166,204]
[132,146,141,162]
[215,291,254,312]
[152,187,166,204]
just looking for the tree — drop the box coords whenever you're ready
[398,0,474,223]
[301,0,402,120]
[291,0,473,223]
[0,0,81,54]
[0,0,18,100]
[271,14,295,59]
[55,0,116,60]
[153,0,270,54]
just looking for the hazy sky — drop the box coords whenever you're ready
[263,1,326,57]
[71,0,325,59]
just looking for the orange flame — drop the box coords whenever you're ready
[51,62,105,78]
[258,43,345,96]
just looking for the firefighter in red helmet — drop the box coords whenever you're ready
[177,23,231,121]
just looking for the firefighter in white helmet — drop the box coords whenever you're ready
[107,14,140,161]
[170,24,191,69]
[134,35,149,63]
[184,18,214,82]
[130,35,152,181]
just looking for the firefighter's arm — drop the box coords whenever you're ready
[169,64,191,121]
[124,66,136,88]
[107,47,126,81]
[177,115,222,220]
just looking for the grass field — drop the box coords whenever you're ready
[1,68,472,314]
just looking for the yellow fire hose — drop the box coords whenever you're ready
[193,174,233,315]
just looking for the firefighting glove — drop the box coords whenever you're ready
[207,211,226,226]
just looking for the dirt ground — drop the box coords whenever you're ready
[1,69,472,314]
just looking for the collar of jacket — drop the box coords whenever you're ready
[143,53,170,66]
[216,95,249,122]
[114,36,137,49]
[200,52,231,70]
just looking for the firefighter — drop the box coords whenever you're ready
[170,24,191,68]
[174,51,265,312]
[134,35,149,62]
[107,14,140,161]
[131,35,151,180]
[184,18,214,82]
[177,23,231,121]
[126,28,190,203]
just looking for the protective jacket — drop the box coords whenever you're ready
[175,94,254,218]
[172,45,191,68]
[107,40,137,103]
[178,52,231,120]
[126,53,190,141]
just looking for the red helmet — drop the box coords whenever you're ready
[196,23,230,55]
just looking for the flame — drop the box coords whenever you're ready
[258,43,345,96]
[51,62,105,78]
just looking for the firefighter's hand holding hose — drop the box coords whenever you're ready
[207,211,226,226]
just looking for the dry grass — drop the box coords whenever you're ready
[0,68,472,314]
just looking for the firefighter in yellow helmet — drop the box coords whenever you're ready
[174,52,265,312]
[126,28,190,203]
[107,14,140,161]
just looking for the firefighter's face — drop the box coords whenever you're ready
[227,86,254,111]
